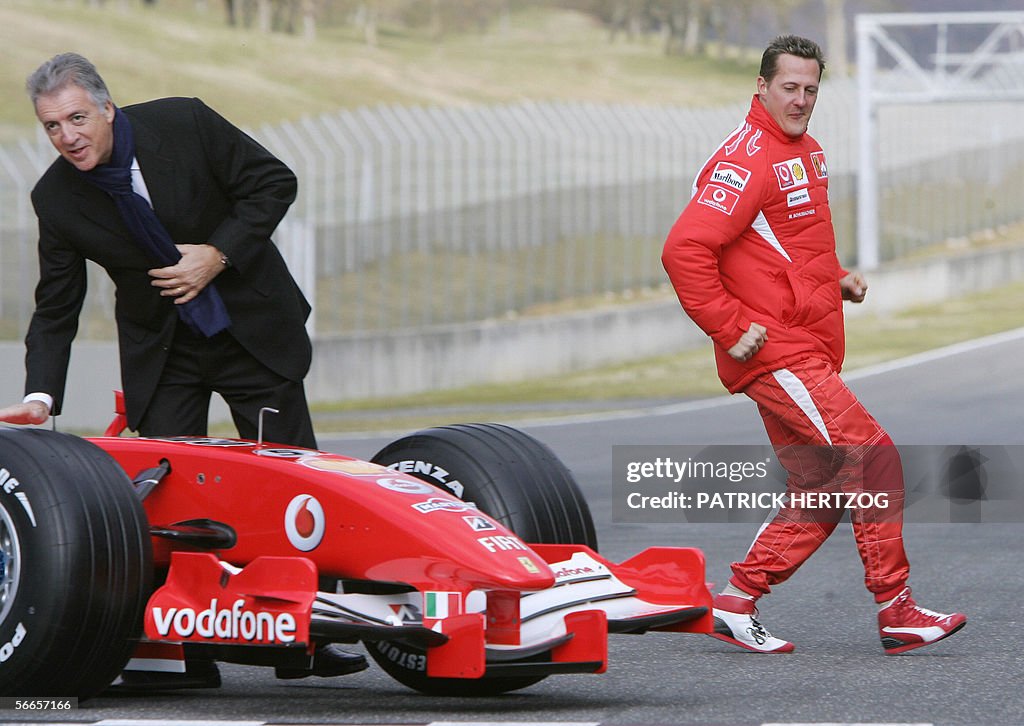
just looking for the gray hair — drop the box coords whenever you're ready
[759,35,826,84]
[26,53,112,110]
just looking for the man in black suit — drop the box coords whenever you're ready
[0,52,364,687]
[1,52,315,449]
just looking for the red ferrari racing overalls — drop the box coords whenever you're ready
[662,97,909,603]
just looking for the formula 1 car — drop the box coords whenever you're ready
[0,396,711,699]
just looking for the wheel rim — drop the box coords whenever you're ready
[0,503,22,626]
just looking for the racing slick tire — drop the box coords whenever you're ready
[373,423,597,549]
[368,423,596,695]
[0,428,152,699]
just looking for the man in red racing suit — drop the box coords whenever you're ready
[662,35,965,655]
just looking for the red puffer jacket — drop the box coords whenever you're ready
[662,96,847,394]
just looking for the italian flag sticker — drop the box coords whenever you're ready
[424,591,461,619]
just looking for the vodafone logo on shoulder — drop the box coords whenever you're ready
[697,184,740,215]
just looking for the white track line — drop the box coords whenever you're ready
[843,325,1024,381]
[523,325,1024,429]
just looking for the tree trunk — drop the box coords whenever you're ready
[257,0,271,32]
[302,0,316,40]
[362,1,379,47]
[824,0,849,77]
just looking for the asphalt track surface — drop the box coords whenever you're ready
[15,329,1024,725]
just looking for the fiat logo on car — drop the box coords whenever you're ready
[284,494,325,552]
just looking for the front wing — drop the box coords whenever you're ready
[142,544,711,680]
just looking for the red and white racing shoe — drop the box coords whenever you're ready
[878,587,966,654]
[709,594,795,653]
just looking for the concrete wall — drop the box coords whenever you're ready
[4,242,1024,431]
[305,298,705,403]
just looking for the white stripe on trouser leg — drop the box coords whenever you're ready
[741,369,833,558]
[745,504,781,557]
[771,368,833,445]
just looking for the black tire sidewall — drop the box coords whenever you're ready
[0,429,151,698]
[373,423,597,548]
[0,480,53,682]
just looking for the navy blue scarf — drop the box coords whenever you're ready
[77,106,231,337]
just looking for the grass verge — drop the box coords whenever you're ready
[0,1,756,141]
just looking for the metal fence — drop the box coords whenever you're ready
[3,80,1024,340]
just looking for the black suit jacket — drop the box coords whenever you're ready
[25,97,312,429]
